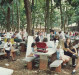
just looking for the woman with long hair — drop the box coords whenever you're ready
[57,39,70,65]
[64,38,77,67]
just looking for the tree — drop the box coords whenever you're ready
[0,0,13,31]
[45,0,50,32]
[24,0,32,35]
[6,0,13,32]
[16,0,20,31]
[67,0,79,31]
[0,0,79,32]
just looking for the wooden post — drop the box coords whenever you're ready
[55,65,61,72]
[27,62,32,70]
[51,53,56,62]
[39,55,48,70]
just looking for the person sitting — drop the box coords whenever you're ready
[4,39,15,61]
[5,31,12,39]
[43,38,54,48]
[64,38,77,67]
[54,34,59,42]
[27,43,38,57]
[56,39,70,66]
[72,46,79,74]
[42,38,48,47]
[75,33,79,40]
[11,32,16,38]
[14,31,22,42]
[50,30,54,41]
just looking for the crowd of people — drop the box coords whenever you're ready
[0,29,79,74]
[0,30,28,61]
[30,29,79,75]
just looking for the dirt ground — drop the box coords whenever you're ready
[0,52,79,75]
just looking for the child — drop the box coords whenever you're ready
[4,39,12,61]
[27,43,38,57]
[57,39,70,65]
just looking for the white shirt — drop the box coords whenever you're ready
[59,49,64,56]
[23,32,28,40]
[57,48,64,57]
[6,32,11,38]
[59,31,65,40]
[39,36,43,42]
[10,32,14,37]
[46,41,54,48]
[4,42,12,51]
[16,33,22,39]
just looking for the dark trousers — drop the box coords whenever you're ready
[64,49,76,65]
[5,50,10,59]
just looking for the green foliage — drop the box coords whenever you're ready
[0,0,79,31]
[54,0,61,7]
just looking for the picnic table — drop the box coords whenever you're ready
[33,47,57,70]
[33,48,56,56]
[25,36,59,70]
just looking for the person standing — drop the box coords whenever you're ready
[35,31,43,42]
[50,30,54,41]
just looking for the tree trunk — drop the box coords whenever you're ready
[6,0,13,32]
[16,2,20,31]
[24,0,32,35]
[40,23,41,31]
[12,1,14,31]
[77,21,79,31]
[63,7,68,32]
[31,0,34,12]
[64,16,67,32]
[60,0,63,29]
[50,0,53,29]
[6,7,10,32]
[45,0,50,33]
[32,0,35,29]
[33,17,35,29]
[36,21,38,29]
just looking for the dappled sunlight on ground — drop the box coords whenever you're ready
[0,52,79,75]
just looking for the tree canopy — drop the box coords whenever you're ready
[0,0,79,34]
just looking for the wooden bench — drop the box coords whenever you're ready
[0,52,6,56]
[0,52,6,59]
[25,57,36,70]
[0,67,13,75]
[50,60,63,72]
